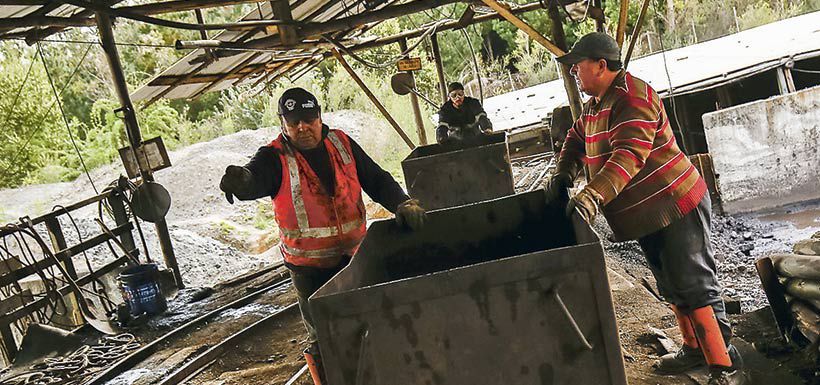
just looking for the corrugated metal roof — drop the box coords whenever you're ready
[131,0,394,103]
[485,10,820,131]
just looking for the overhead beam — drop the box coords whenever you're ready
[188,52,263,99]
[0,15,95,29]
[479,0,564,56]
[299,0,460,38]
[270,0,299,46]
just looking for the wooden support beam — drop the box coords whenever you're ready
[398,38,428,146]
[479,0,564,56]
[189,52,263,99]
[331,48,415,150]
[624,0,650,68]
[616,0,630,47]
[546,0,582,120]
[271,0,299,46]
[0,16,95,29]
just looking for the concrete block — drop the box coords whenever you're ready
[702,85,820,213]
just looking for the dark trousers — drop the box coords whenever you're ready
[288,258,349,344]
[637,195,732,343]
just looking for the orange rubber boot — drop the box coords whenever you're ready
[689,305,732,368]
[655,305,706,374]
[304,344,325,385]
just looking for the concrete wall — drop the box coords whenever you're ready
[702,85,820,213]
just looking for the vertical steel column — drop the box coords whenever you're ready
[398,38,428,145]
[430,33,447,103]
[95,11,184,289]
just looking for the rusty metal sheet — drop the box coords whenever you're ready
[311,191,626,385]
[401,133,515,210]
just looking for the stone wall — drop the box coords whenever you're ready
[702,85,820,213]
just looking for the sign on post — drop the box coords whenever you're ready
[397,57,422,71]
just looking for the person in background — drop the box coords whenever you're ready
[435,82,493,144]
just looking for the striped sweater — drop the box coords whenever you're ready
[556,70,707,241]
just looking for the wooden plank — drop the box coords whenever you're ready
[480,0,564,56]
[0,290,32,315]
[0,259,23,276]
[0,223,133,288]
[0,255,130,328]
[0,189,114,237]
[616,0,630,47]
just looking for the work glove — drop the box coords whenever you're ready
[566,186,604,224]
[396,199,427,231]
[219,165,253,204]
[543,172,573,204]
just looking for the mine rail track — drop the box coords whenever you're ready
[155,303,299,385]
[85,267,294,385]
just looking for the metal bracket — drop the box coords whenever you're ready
[355,328,370,385]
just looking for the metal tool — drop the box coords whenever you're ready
[130,181,171,223]
[390,72,439,108]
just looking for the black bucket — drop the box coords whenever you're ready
[118,263,167,316]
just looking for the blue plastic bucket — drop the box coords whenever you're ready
[118,263,167,316]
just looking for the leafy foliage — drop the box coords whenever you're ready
[0,0,817,189]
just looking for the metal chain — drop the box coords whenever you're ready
[0,333,139,385]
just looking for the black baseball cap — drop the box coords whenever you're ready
[447,82,464,93]
[278,87,320,119]
[557,32,621,65]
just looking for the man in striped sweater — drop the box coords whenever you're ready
[545,32,745,385]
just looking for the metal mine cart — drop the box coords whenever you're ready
[401,132,515,210]
[311,190,627,385]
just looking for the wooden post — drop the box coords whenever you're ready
[430,33,447,104]
[624,0,651,69]
[271,0,298,46]
[95,11,184,289]
[331,48,415,150]
[398,38,428,145]
[616,0,630,47]
[546,0,583,120]
[43,217,83,326]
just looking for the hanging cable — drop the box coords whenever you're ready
[0,42,97,185]
[0,48,37,130]
[460,28,484,103]
[36,42,98,194]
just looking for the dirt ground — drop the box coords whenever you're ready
[3,115,820,384]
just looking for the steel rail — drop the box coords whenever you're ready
[156,302,300,385]
[85,267,290,385]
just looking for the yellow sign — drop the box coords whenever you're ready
[397,58,422,71]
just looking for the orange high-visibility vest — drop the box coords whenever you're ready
[269,129,367,268]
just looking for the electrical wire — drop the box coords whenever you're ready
[0,42,97,186]
[460,28,484,103]
[0,48,37,130]
[37,42,99,194]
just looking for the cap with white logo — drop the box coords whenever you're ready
[278,87,321,117]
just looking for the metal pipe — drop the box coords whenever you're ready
[398,38,428,146]
[95,11,184,289]
[552,291,594,350]
[331,48,415,150]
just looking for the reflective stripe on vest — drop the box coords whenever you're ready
[272,129,367,266]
